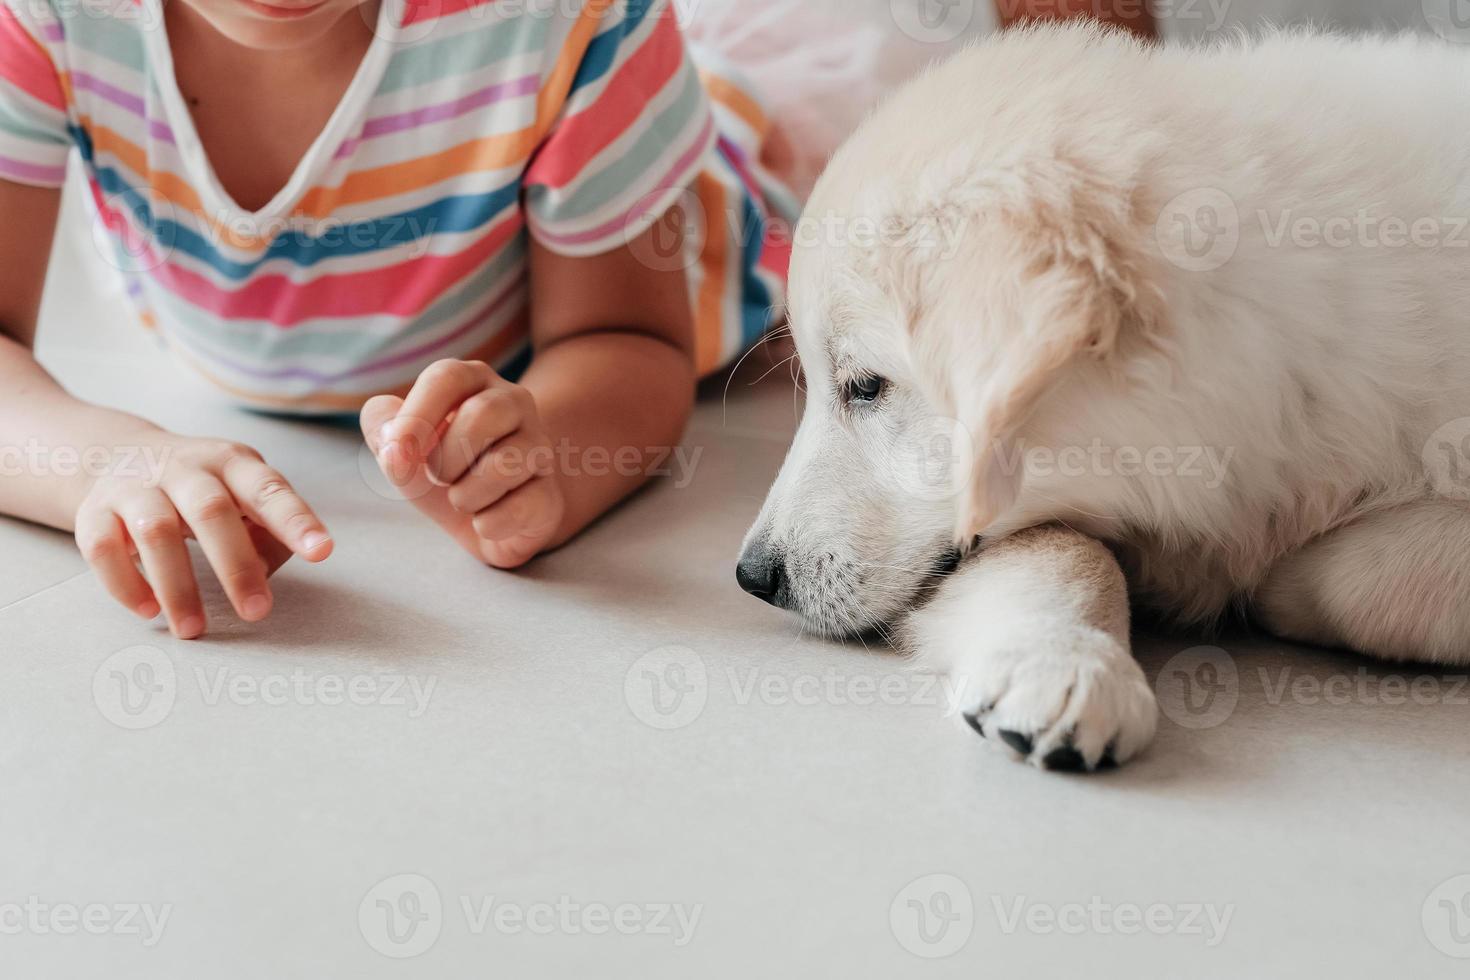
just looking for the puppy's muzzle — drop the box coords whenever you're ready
[736,540,789,609]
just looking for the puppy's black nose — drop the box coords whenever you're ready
[737,545,788,608]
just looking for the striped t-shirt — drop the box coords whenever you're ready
[0,0,794,411]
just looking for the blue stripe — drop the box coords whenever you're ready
[569,0,656,94]
[71,125,523,280]
[738,192,773,347]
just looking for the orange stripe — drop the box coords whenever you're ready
[693,173,729,377]
[698,72,768,141]
[166,313,531,411]
[77,0,616,250]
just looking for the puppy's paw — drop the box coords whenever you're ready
[953,628,1157,772]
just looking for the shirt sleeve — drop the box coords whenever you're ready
[0,0,70,188]
[523,0,716,257]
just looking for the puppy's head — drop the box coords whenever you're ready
[738,101,1165,637]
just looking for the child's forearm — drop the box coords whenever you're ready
[0,332,163,531]
[518,328,695,547]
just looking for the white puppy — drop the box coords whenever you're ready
[737,23,1470,772]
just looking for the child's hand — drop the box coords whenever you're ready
[74,434,333,639]
[361,359,566,569]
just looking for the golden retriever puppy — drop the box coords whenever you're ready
[737,23,1470,771]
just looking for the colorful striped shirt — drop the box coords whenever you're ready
[0,0,794,411]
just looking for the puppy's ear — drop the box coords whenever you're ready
[911,176,1168,540]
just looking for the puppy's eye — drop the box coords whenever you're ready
[843,374,887,406]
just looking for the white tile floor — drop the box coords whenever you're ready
[4,181,1470,979]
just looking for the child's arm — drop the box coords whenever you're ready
[361,208,696,568]
[0,179,333,638]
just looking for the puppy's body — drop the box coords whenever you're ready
[740,24,1470,769]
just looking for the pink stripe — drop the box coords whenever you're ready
[0,154,65,184]
[40,22,62,42]
[536,114,713,248]
[335,74,540,159]
[69,71,175,142]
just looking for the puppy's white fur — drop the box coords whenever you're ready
[743,24,1470,769]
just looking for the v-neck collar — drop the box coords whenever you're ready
[140,0,400,222]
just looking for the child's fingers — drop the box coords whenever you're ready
[428,388,523,485]
[116,491,205,640]
[470,477,561,544]
[75,507,160,620]
[168,475,273,623]
[219,456,333,562]
[247,520,295,576]
[446,431,545,515]
[391,359,496,455]
[359,394,404,455]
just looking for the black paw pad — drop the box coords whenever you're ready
[963,713,986,739]
[998,729,1034,757]
[1041,745,1086,772]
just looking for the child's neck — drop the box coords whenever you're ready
[165,0,381,212]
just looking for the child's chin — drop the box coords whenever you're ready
[196,0,359,51]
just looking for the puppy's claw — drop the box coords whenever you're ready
[963,712,987,739]
[997,729,1034,757]
[1041,744,1086,772]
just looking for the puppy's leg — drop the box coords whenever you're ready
[904,525,1157,771]
[1255,500,1470,666]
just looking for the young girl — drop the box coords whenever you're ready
[0,0,822,639]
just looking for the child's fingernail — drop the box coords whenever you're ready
[176,614,205,639]
[135,599,161,619]
[242,594,271,621]
[302,531,331,554]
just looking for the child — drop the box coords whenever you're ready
[0,0,809,638]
